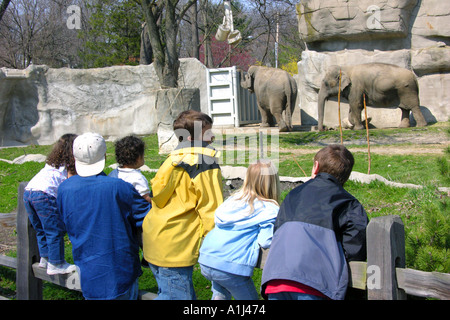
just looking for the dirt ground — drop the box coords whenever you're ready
[0,215,16,255]
[281,130,449,155]
[1,125,449,255]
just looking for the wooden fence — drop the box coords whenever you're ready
[1,182,449,300]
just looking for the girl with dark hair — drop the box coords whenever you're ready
[23,133,78,275]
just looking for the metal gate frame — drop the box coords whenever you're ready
[206,66,260,127]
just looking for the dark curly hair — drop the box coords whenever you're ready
[114,135,145,167]
[46,133,78,174]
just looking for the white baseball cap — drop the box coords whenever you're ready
[73,132,107,177]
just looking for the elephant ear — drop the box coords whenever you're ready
[246,66,257,91]
[248,66,257,81]
[248,66,257,76]
[340,70,351,90]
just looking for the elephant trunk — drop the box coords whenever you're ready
[317,85,328,131]
[239,69,244,84]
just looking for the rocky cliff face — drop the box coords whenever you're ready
[0,59,206,146]
[297,0,449,129]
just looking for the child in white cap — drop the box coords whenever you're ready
[57,132,151,300]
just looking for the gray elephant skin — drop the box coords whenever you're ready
[317,63,428,131]
[240,66,297,132]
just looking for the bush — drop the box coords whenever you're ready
[405,195,450,273]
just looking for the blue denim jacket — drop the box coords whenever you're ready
[57,173,151,299]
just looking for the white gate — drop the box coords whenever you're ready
[206,66,260,127]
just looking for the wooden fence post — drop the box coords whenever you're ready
[366,215,406,300]
[16,182,43,300]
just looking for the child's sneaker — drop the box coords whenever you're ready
[38,257,48,268]
[47,261,76,275]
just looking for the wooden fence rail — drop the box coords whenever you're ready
[1,182,449,300]
[257,215,450,300]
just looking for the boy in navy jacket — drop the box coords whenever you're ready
[261,144,368,300]
[58,133,151,300]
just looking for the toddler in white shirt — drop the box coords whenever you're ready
[109,135,151,203]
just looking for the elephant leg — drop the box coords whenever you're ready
[348,90,365,130]
[274,112,288,132]
[282,107,294,130]
[349,106,364,130]
[399,108,411,128]
[268,113,276,127]
[399,93,427,127]
[259,107,270,127]
[281,109,290,131]
[270,101,287,131]
[410,106,427,127]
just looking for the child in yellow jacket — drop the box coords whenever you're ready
[142,110,223,300]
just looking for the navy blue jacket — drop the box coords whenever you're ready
[57,173,151,299]
[261,172,368,300]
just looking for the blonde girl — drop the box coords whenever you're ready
[199,159,280,300]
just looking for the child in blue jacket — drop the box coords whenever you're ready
[199,159,280,300]
[261,144,368,300]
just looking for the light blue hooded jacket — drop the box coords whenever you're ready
[198,192,279,277]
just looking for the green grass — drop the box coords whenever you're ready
[1,123,449,299]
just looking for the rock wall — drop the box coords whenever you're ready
[0,58,207,146]
[297,0,449,129]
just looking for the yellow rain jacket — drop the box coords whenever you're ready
[142,141,223,267]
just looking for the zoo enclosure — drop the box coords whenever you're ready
[0,183,449,300]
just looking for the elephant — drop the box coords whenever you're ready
[317,63,428,131]
[240,66,297,132]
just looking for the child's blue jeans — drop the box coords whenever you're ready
[149,263,196,300]
[23,190,66,264]
[200,264,259,300]
[112,278,139,300]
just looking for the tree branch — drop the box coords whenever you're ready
[177,0,196,25]
[0,0,11,23]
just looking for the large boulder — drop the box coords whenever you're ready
[298,0,419,43]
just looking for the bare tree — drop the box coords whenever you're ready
[190,1,199,59]
[199,0,214,67]
[0,0,82,68]
[138,0,197,88]
[244,0,301,67]
[178,0,220,68]
[0,0,10,23]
